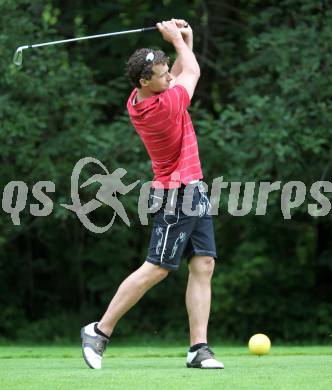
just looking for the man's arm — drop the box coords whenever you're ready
[157,20,200,99]
[169,19,193,80]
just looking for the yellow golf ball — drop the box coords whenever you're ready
[248,334,271,355]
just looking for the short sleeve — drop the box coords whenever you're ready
[158,85,191,119]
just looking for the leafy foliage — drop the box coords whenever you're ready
[0,0,331,342]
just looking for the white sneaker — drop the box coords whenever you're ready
[187,345,224,369]
[81,322,109,369]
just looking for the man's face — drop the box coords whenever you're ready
[140,63,173,93]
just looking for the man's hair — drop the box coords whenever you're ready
[126,48,169,88]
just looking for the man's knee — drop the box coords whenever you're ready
[154,266,170,281]
[189,255,215,277]
[142,261,169,284]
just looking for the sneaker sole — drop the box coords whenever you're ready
[186,362,224,369]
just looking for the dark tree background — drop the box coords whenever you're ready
[0,0,331,342]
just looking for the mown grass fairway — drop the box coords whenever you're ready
[0,344,331,389]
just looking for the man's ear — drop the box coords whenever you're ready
[139,78,149,88]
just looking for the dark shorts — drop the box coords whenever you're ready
[146,181,217,271]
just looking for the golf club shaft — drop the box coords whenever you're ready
[13,24,187,66]
[28,26,157,49]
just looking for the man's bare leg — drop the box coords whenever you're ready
[98,261,169,337]
[185,255,215,346]
[185,255,223,368]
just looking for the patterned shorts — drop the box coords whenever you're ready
[146,181,217,271]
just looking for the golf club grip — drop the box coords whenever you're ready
[143,27,158,32]
[143,24,189,32]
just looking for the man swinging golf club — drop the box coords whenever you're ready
[81,18,224,370]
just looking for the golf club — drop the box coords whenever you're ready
[13,26,157,66]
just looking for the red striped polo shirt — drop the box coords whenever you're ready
[127,84,203,189]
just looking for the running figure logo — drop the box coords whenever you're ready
[61,157,140,233]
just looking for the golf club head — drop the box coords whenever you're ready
[13,46,29,66]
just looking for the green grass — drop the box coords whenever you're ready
[0,344,331,389]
